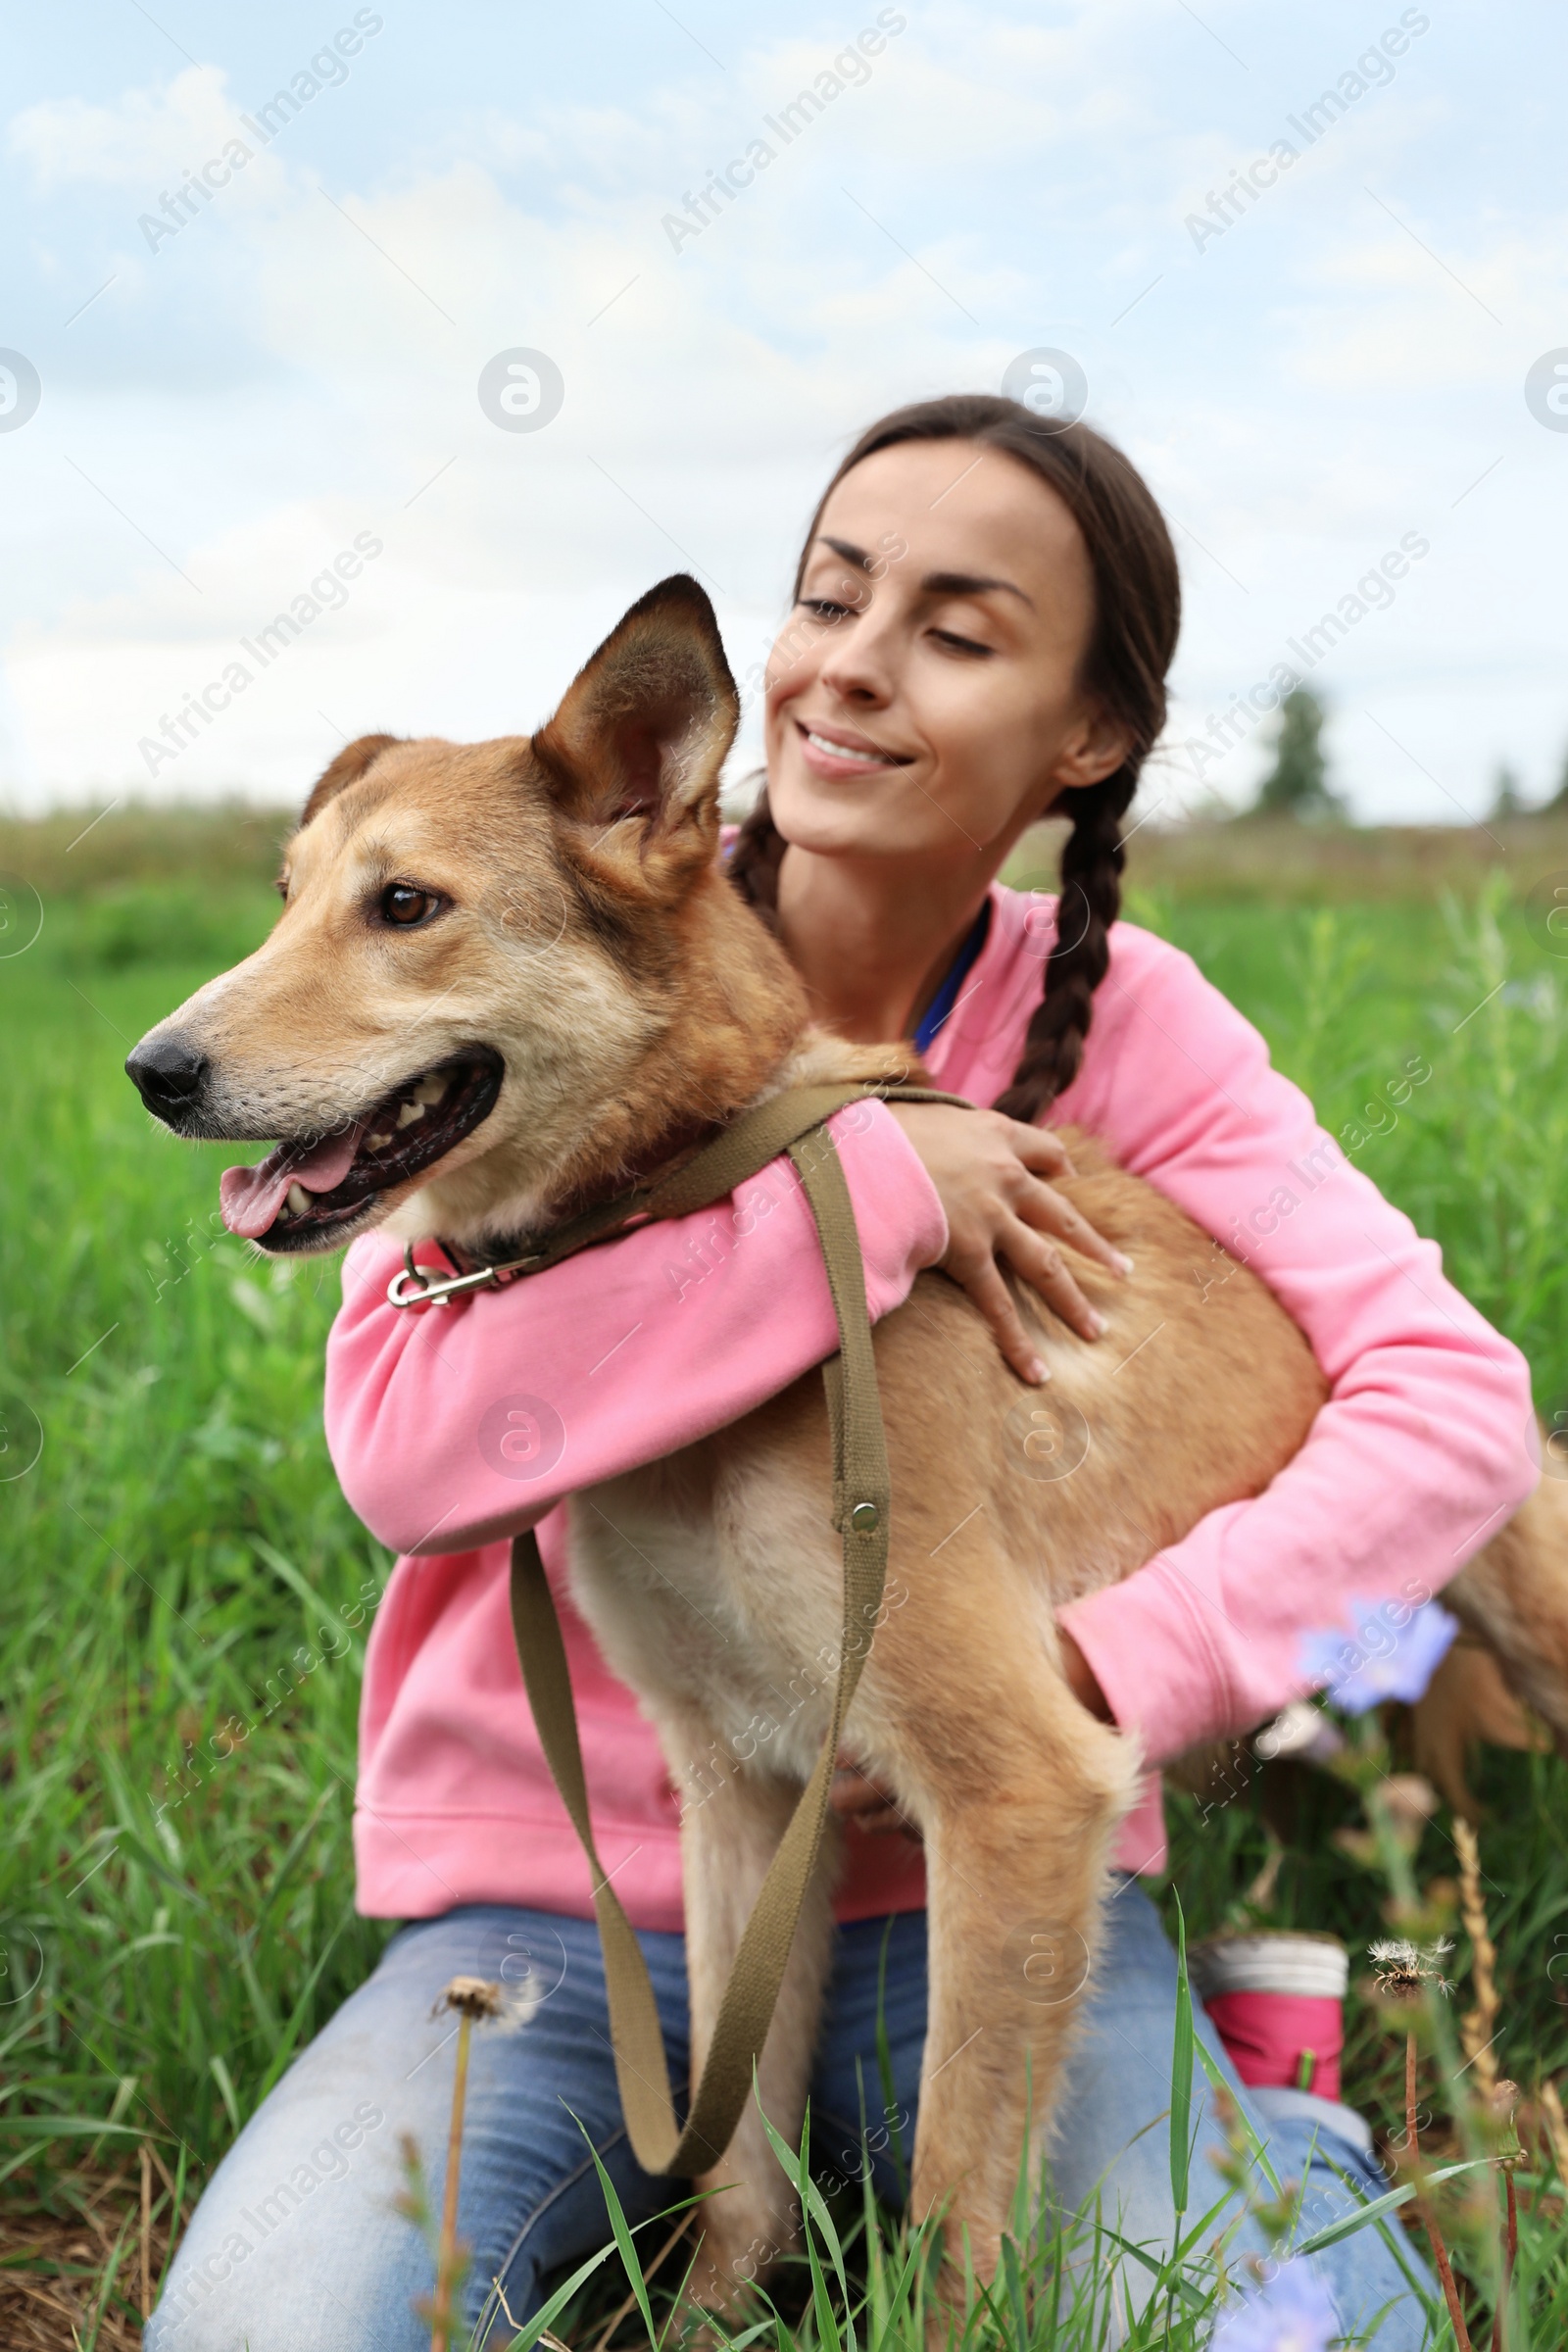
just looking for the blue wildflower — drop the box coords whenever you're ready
[1299,1595,1458,1713]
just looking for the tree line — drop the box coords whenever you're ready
[1247,688,1568,823]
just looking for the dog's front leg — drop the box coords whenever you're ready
[911,1697,1138,2300]
[674,1743,839,2313]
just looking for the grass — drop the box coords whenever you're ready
[0,807,1565,2343]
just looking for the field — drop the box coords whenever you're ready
[1,804,1567,2346]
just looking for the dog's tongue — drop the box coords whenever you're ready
[220,1126,364,1239]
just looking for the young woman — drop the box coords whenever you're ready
[149,397,1535,2351]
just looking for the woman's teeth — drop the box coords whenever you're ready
[805,729,889,765]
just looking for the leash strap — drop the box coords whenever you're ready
[387,1082,969,1309]
[494,1080,967,2175]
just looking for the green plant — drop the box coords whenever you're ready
[3,854,1566,2342]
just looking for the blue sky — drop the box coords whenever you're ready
[2,0,1564,820]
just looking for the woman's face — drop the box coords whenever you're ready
[763,438,1131,866]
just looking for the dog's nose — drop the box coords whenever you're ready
[125,1033,210,1123]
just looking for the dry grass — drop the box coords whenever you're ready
[0,2161,180,2348]
[3,799,1568,907]
[0,799,290,898]
[1015,809,1568,903]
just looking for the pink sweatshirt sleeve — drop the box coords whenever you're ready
[324,1102,947,1557]
[1055,934,1540,1762]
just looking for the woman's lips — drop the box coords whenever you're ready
[795,720,912,779]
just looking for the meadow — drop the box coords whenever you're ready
[1,804,1566,2347]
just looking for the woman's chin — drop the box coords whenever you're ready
[766,765,940,859]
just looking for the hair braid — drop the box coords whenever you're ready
[993,765,1134,1124]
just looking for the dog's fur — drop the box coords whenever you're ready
[129,576,1568,2303]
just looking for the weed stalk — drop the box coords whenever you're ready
[428,1977,502,2350]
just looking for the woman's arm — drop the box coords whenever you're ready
[325,1102,948,1556]
[1054,931,1540,1760]
[326,1080,1133,1556]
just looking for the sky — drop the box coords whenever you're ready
[2,0,1566,824]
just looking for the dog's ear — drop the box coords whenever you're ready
[300,733,403,826]
[532,576,738,862]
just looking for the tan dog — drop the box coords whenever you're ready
[127,576,1568,2303]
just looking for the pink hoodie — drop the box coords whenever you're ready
[324,885,1537,1926]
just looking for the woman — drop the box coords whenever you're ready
[150,397,1535,2349]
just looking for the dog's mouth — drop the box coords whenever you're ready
[219,1050,504,1252]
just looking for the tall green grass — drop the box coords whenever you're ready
[1,886,390,2202]
[1,852,1565,2342]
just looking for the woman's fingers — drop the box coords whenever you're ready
[996,1115,1077,1182]
[1015,1172,1132,1280]
[991,1116,1130,1276]
[1002,1215,1104,1345]
[885,1100,1128,1371]
[945,1247,1056,1384]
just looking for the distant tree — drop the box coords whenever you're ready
[1489,763,1524,820]
[1546,744,1568,812]
[1252,687,1343,819]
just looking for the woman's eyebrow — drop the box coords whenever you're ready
[812,538,1033,609]
[921,567,1034,609]
[816,535,876,577]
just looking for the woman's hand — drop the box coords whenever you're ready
[1059,1628,1113,1723]
[887,1102,1131,1382]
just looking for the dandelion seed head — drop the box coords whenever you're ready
[1368,1937,1454,1998]
[433,1974,505,2023]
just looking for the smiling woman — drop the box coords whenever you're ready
[729,396,1177,1376]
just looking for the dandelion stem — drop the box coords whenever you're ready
[432,2008,474,2352]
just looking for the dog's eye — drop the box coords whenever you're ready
[379,883,440,927]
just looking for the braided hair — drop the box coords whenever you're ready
[728,394,1180,1124]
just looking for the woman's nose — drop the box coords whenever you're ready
[817,617,896,706]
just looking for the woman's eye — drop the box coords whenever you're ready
[800,597,856,621]
[379,883,441,927]
[931,628,993,657]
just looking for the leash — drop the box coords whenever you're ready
[389,1079,971,2175]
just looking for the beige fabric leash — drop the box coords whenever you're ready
[480,1081,965,2175]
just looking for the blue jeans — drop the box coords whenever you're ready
[147,1885,1430,2348]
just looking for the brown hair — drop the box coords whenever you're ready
[727,393,1181,1120]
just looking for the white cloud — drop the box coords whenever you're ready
[4,3,1568,819]
[10,65,245,191]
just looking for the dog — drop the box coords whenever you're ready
[125,573,1568,2306]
